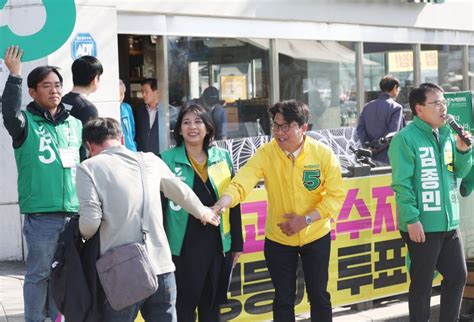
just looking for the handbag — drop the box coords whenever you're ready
[95,152,159,311]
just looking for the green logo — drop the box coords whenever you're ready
[303,170,321,191]
[0,0,76,61]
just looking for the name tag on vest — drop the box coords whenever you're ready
[59,148,77,168]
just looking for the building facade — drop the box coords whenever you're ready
[1,0,473,261]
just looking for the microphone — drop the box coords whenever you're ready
[445,114,472,147]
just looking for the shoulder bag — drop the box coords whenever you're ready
[95,152,158,311]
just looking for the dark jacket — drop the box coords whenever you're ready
[51,216,102,322]
[209,104,227,140]
[356,93,406,164]
[134,104,160,154]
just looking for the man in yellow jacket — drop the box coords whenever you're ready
[214,100,345,321]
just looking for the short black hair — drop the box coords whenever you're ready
[202,86,220,107]
[71,56,103,87]
[380,75,400,93]
[27,66,63,89]
[82,117,122,145]
[408,83,444,116]
[174,103,215,151]
[268,100,309,126]
[141,78,158,91]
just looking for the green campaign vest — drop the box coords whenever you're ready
[161,145,233,256]
[14,111,82,214]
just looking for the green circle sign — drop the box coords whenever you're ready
[0,0,76,62]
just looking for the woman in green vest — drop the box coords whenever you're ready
[161,103,243,321]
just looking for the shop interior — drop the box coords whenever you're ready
[118,34,470,141]
[118,35,271,139]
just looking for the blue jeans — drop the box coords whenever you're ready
[103,272,177,322]
[23,213,68,322]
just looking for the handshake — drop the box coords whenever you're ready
[199,195,231,227]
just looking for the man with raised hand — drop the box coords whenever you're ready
[1,46,82,322]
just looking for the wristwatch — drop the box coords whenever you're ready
[305,215,313,225]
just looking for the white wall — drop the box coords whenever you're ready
[48,4,120,119]
[116,0,474,46]
[114,0,474,33]
[0,125,22,260]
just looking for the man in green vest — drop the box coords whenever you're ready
[1,46,82,322]
[389,83,472,322]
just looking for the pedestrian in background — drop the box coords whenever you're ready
[135,78,162,154]
[62,55,103,160]
[202,86,227,140]
[356,75,405,166]
[119,79,137,151]
[62,55,103,125]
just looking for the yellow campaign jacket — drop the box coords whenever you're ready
[224,136,345,246]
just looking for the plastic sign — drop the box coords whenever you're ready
[71,33,97,59]
[446,91,474,134]
[0,0,76,62]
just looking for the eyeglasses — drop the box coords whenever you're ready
[425,99,447,108]
[272,122,298,133]
[38,82,63,91]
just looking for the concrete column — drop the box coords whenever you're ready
[355,41,364,114]
[269,39,280,106]
[156,35,170,151]
[462,45,469,91]
[414,43,421,87]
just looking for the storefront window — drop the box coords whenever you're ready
[167,37,271,139]
[420,44,464,91]
[363,43,414,119]
[278,40,357,130]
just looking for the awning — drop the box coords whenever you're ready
[244,38,378,65]
[277,39,378,65]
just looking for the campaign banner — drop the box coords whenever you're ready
[135,173,440,321]
[446,91,474,134]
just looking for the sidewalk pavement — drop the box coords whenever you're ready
[0,261,445,322]
[0,262,25,322]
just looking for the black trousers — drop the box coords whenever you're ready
[400,229,467,322]
[264,233,332,322]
